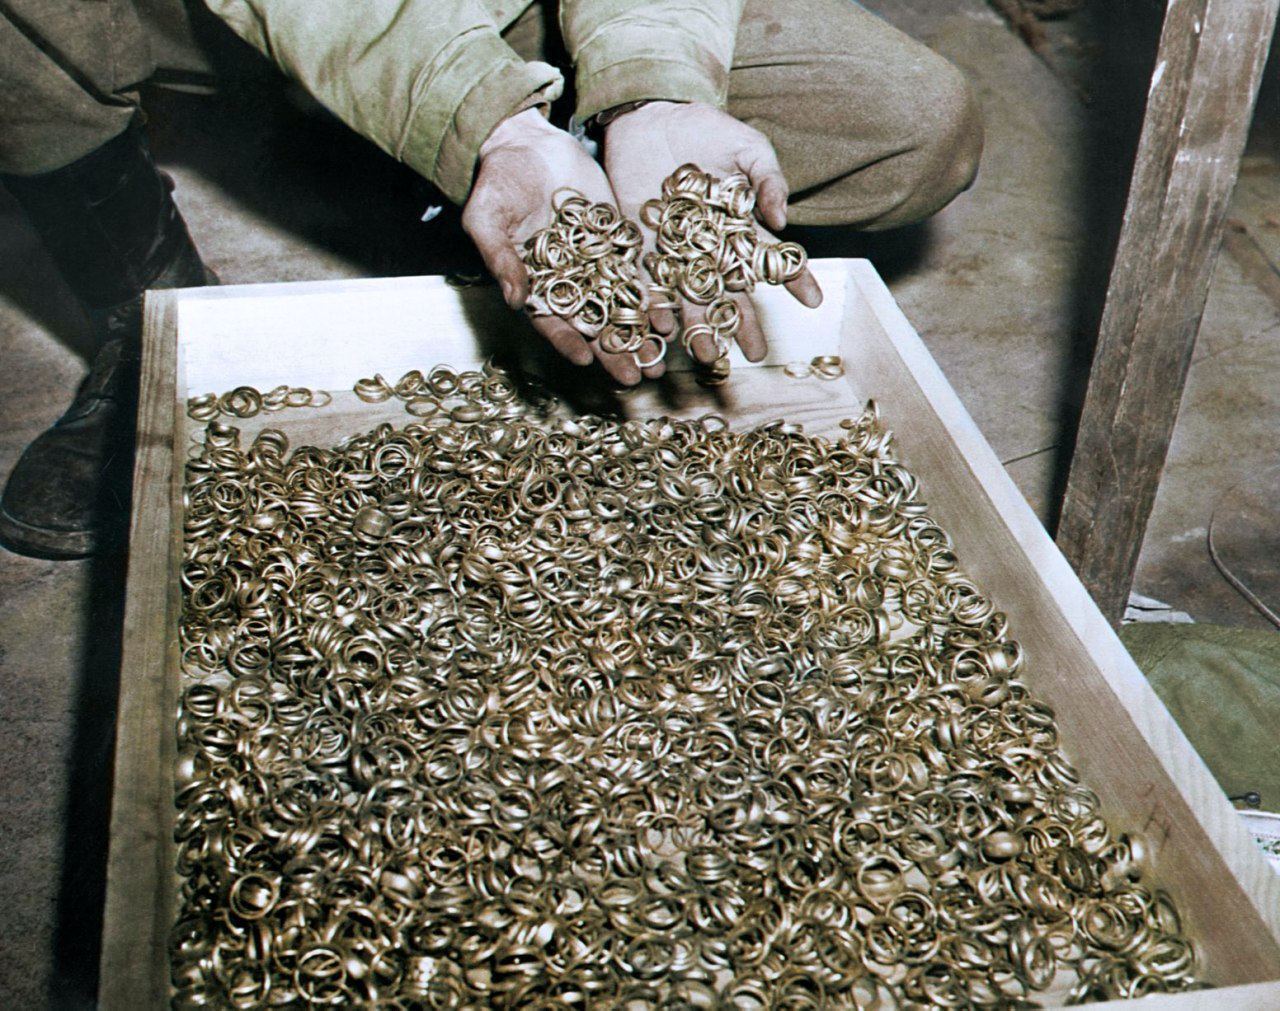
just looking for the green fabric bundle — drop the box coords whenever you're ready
[1120,623,1280,809]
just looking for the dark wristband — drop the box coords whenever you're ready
[591,100,656,129]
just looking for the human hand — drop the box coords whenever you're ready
[463,108,663,385]
[603,101,822,363]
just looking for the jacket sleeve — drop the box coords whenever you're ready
[202,0,564,204]
[559,0,745,122]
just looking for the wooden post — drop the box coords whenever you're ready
[1057,0,1279,624]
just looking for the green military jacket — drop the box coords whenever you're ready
[203,0,745,204]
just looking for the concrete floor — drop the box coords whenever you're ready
[2,3,1279,1006]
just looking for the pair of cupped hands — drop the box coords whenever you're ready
[462,101,823,385]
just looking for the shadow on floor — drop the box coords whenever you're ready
[143,79,483,280]
[0,196,97,364]
[786,221,933,285]
[46,541,126,1010]
[1043,2,1166,533]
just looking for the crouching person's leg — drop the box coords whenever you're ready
[1,3,216,559]
[729,0,983,230]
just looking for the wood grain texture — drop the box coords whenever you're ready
[101,263,1280,1006]
[1057,0,1280,622]
[99,290,184,1010]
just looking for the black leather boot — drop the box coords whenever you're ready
[1,115,216,559]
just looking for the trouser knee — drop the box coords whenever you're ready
[868,62,984,231]
[785,58,984,231]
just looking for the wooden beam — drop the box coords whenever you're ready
[1057,0,1279,624]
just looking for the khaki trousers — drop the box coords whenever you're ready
[0,0,153,176]
[1,0,981,229]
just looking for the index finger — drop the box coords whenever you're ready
[785,268,823,309]
[753,222,822,309]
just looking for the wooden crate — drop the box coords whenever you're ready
[101,259,1280,1008]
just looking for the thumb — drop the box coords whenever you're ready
[464,214,530,309]
[742,144,789,233]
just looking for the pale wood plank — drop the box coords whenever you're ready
[99,290,185,1009]
[173,261,847,394]
[1058,0,1280,622]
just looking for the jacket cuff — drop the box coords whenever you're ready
[399,41,563,204]
[575,57,729,123]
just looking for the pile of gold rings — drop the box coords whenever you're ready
[186,384,332,422]
[643,164,808,372]
[173,364,1201,1007]
[520,189,664,371]
[519,166,812,384]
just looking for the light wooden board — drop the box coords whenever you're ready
[100,260,1280,1007]
[100,292,185,1010]
[174,260,851,396]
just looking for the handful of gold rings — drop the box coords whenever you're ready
[519,164,809,377]
[172,364,1202,1007]
[643,163,807,367]
[520,190,664,371]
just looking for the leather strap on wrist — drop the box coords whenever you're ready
[591,100,657,130]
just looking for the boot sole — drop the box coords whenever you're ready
[0,504,98,560]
